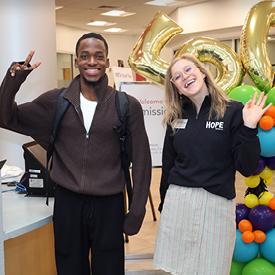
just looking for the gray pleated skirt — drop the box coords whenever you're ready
[153,184,236,275]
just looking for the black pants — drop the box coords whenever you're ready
[53,185,125,275]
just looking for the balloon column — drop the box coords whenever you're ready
[232,201,275,274]
[231,105,275,274]
[230,5,275,270]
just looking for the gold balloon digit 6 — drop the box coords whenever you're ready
[241,1,275,94]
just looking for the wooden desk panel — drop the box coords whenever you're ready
[4,223,56,275]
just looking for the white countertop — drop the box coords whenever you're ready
[1,184,54,240]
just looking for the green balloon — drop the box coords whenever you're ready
[230,259,246,275]
[266,87,275,106]
[242,258,275,275]
[228,85,261,105]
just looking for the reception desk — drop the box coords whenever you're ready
[0,184,56,275]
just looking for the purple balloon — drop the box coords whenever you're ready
[253,156,266,175]
[236,203,251,228]
[248,204,275,232]
[265,156,275,170]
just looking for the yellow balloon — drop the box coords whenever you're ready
[244,194,259,208]
[128,11,183,86]
[264,176,273,186]
[241,1,275,93]
[174,37,245,94]
[245,175,260,188]
[259,191,274,206]
[259,166,274,180]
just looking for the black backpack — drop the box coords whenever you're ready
[46,88,132,208]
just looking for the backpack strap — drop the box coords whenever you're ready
[113,91,132,209]
[46,88,70,205]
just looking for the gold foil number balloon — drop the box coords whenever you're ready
[241,1,275,93]
[128,11,183,86]
[129,12,244,93]
[174,37,245,94]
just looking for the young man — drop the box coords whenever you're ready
[0,33,152,275]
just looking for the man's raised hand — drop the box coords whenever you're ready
[10,49,41,77]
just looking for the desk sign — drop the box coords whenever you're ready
[112,67,134,89]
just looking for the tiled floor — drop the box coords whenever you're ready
[125,169,161,255]
[125,168,275,272]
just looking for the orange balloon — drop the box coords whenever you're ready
[269,197,275,210]
[259,115,274,130]
[242,231,255,243]
[265,105,275,118]
[253,230,266,243]
[238,219,253,233]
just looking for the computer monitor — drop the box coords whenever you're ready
[22,141,55,196]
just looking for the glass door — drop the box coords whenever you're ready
[57,53,79,88]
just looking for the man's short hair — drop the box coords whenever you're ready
[75,33,109,57]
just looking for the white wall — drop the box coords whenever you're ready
[0,0,57,169]
[171,0,262,35]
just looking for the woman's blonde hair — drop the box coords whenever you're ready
[163,53,231,130]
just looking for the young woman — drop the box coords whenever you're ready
[153,53,271,275]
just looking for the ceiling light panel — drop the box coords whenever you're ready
[87,21,116,26]
[101,10,135,17]
[104,28,127,32]
[145,0,186,6]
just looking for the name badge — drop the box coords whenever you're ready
[174,119,188,129]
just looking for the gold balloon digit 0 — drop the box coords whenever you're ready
[174,37,245,94]
[241,1,275,94]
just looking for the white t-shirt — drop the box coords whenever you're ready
[80,92,97,132]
